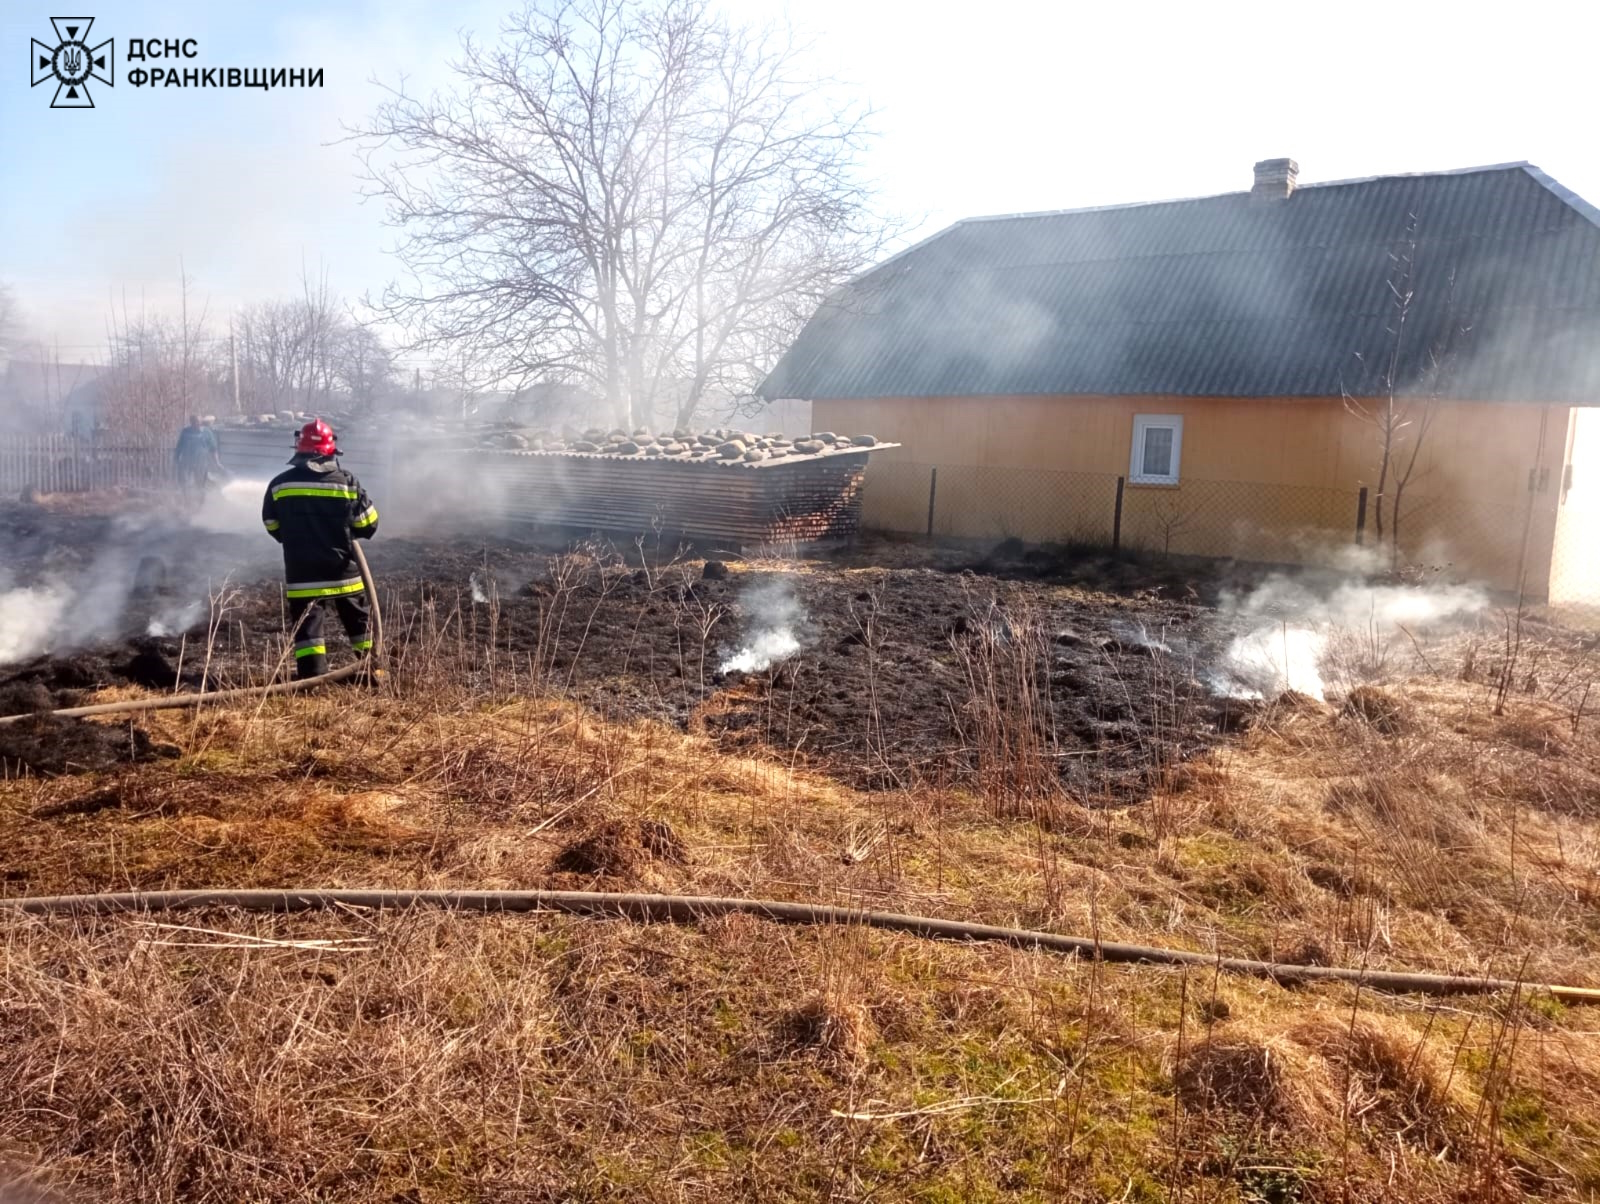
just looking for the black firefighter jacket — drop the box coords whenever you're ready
[260,457,379,598]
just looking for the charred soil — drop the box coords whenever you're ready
[0,528,1260,798]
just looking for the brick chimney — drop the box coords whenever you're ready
[1251,158,1299,202]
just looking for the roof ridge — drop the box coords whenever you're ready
[1294,160,1534,191]
[1520,164,1600,231]
[954,161,1540,227]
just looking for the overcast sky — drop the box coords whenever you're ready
[3,0,1597,361]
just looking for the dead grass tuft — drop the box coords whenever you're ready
[1292,1011,1466,1151]
[0,1174,65,1204]
[1174,1008,1478,1162]
[782,994,876,1062]
[1499,711,1570,758]
[639,817,687,864]
[551,819,645,879]
[1325,773,1402,817]
[1164,757,1231,795]
[1340,685,1410,734]
[1173,1036,1307,1123]
[1273,688,1330,715]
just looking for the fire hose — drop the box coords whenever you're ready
[0,542,385,728]
[2,888,1596,1003]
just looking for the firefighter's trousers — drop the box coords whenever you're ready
[288,590,372,679]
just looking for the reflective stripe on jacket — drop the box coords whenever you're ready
[261,457,379,588]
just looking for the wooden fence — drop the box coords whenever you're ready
[0,433,171,495]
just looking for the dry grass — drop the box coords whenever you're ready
[3,615,1600,1199]
[5,905,1599,1203]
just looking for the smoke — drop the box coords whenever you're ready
[1208,576,1488,701]
[0,497,282,666]
[147,600,206,638]
[0,569,132,665]
[189,478,273,536]
[1113,621,1171,654]
[1214,624,1329,700]
[0,542,156,665]
[719,577,805,674]
[0,583,73,664]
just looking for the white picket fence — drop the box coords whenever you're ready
[0,433,171,495]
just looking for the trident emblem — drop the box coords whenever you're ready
[30,18,114,109]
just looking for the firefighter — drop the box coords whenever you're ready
[260,419,379,678]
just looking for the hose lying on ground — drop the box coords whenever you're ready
[0,543,385,728]
[4,888,1596,1004]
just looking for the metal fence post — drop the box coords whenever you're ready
[1355,486,1368,545]
[926,467,937,538]
[1112,476,1125,551]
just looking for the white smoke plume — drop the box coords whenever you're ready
[1112,620,1171,654]
[0,547,155,664]
[1214,624,1329,700]
[0,583,74,664]
[147,600,206,638]
[0,497,280,666]
[719,576,804,674]
[0,536,149,665]
[189,478,273,535]
[1209,576,1488,701]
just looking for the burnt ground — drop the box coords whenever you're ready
[0,715,180,776]
[1,498,1567,797]
[0,498,1268,797]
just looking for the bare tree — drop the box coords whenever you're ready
[235,267,394,415]
[332,324,397,415]
[1344,215,1466,569]
[101,275,219,441]
[351,0,892,429]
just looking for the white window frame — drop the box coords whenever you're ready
[1130,414,1183,485]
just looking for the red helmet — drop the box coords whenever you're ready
[294,418,338,457]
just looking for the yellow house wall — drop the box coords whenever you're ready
[821,395,1569,592]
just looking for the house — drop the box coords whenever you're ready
[61,374,114,434]
[761,159,1600,599]
[0,359,104,432]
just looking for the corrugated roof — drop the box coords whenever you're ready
[760,163,1600,403]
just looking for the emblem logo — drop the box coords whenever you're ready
[30,17,113,109]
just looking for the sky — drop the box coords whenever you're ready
[2,0,1597,363]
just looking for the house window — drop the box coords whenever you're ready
[1130,414,1183,485]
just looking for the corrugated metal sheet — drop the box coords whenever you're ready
[762,163,1600,403]
[216,425,895,547]
[455,451,877,546]
[216,426,397,487]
